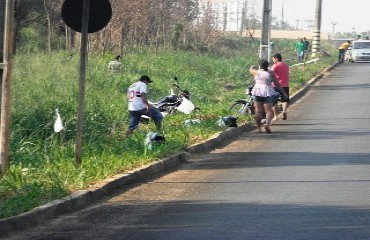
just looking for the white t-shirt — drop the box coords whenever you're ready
[108,60,121,71]
[127,81,148,111]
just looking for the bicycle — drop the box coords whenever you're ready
[229,85,255,117]
[229,85,281,120]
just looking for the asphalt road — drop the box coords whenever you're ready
[5,63,370,240]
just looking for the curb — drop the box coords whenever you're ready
[289,61,339,104]
[0,61,339,238]
[0,124,250,237]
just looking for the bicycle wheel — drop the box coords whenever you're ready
[230,102,250,117]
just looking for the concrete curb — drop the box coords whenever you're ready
[289,61,339,104]
[0,124,251,237]
[0,61,339,238]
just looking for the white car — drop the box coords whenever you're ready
[347,40,370,63]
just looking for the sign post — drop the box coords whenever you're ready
[61,0,112,165]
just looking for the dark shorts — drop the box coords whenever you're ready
[128,107,163,131]
[274,87,290,103]
[252,95,274,104]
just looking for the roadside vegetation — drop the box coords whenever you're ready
[0,36,338,219]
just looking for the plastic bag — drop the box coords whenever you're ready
[53,109,64,133]
[176,98,195,114]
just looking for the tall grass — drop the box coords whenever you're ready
[0,38,337,218]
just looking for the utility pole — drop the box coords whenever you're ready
[311,0,322,58]
[281,0,284,29]
[0,0,15,175]
[331,21,337,34]
[1,0,5,94]
[260,0,271,61]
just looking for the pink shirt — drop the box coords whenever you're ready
[271,61,290,87]
[251,70,275,97]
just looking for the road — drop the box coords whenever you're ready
[5,63,370,240]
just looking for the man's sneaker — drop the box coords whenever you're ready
[282,112,287,120]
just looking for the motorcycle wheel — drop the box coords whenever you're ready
[229,102,252,117]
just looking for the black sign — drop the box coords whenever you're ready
[62,0,112,33]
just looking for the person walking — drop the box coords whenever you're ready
[302,37,310,61]
[338,40,351,63]
[271,53,290,120]
[125,75,163,137]
[249,60,287,133]
[295,38,305,62]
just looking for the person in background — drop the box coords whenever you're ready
[295,38,305,62]
[108,55,122,72]
[338,40,351,63]
[249,60,287,133]
[302,37,310,61]
[125,75,163,137]
[270,41,275,52]
[271,53,290,121]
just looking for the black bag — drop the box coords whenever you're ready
[223,116,238,128]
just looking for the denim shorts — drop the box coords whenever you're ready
[128,107,163,131]
[252,95,274,104]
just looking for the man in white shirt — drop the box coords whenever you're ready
[108,55,122,72]
[125,75,163,137]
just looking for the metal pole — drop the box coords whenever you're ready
[75,0,90,165]
[0,0,15,175]
[260,0,271,61]
[311,0,322,58]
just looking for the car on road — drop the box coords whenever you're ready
[347,40,370,63]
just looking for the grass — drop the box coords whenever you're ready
[0,38,338,219]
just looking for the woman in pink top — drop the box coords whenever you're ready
[250,60,287,133]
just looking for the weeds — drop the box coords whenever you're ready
[0,39,337,219]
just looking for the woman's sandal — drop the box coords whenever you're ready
[265,126,272,133]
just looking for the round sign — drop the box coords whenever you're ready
[62,0,112,33]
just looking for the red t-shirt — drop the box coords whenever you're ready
[271,61,290,87]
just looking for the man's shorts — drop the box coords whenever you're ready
[274,87,290,103]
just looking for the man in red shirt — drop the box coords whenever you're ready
[271,53,290,120]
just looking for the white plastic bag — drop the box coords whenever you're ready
[53,109,64,133]
[184,119,201,127]
[176,98,195,114]
[216,116,226,127]
[144,131,157,150]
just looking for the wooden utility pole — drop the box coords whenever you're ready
[75,0,90,165]
[0,0,4,60]
[311,0,322,58]
[0,0,15,175]
[260,0,271,61]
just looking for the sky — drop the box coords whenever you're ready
[256,0,370,34]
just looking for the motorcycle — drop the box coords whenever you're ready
[141,77,195,123]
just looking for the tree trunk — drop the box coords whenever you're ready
[43,0,52,52]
